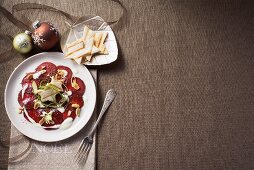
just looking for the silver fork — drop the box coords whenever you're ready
[74,89,117,164]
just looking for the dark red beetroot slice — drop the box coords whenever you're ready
[26,108,43,123]
[43,110,64,127]
[25,83,33,94]
[18,90,35,107]
[67,77,86,95]
[18,90,23,106]
[62,96,83,119]
[52,110,64,125]
[22,73,49,88]
[35,62,57,77]
[69,109,77,120]
[22,93,36,109]
[36,77,51,87]
[21,72,34,85]
[56,66,73,83]
[21,82,33,94]
[69,94,84,107]
[63,105,76,120]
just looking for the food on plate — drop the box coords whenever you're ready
[18,62,86,130]
[65,26,108,64]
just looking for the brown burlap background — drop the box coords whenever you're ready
[0,0,253,169]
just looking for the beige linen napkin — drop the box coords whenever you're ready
[8,70,97,170]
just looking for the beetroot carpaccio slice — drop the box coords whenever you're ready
[36,62,57,77]
[69,94,84,107]
[18,90,36,108]
[42,110,64,127]
[67,77,86,95]
[63,105,77,120]
[56,65,73,83]
[21,72,34,85]
[18,90,23,106]
[22,93,36,109]
[21,82,33,94]
[52,110,64,124]
[26,109,43,123]
[18,62,86,129]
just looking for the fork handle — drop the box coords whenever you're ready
[88,89,117,137]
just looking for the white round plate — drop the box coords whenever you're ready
[4,52,96,142]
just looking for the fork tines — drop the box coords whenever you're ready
[74,137,93,164]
